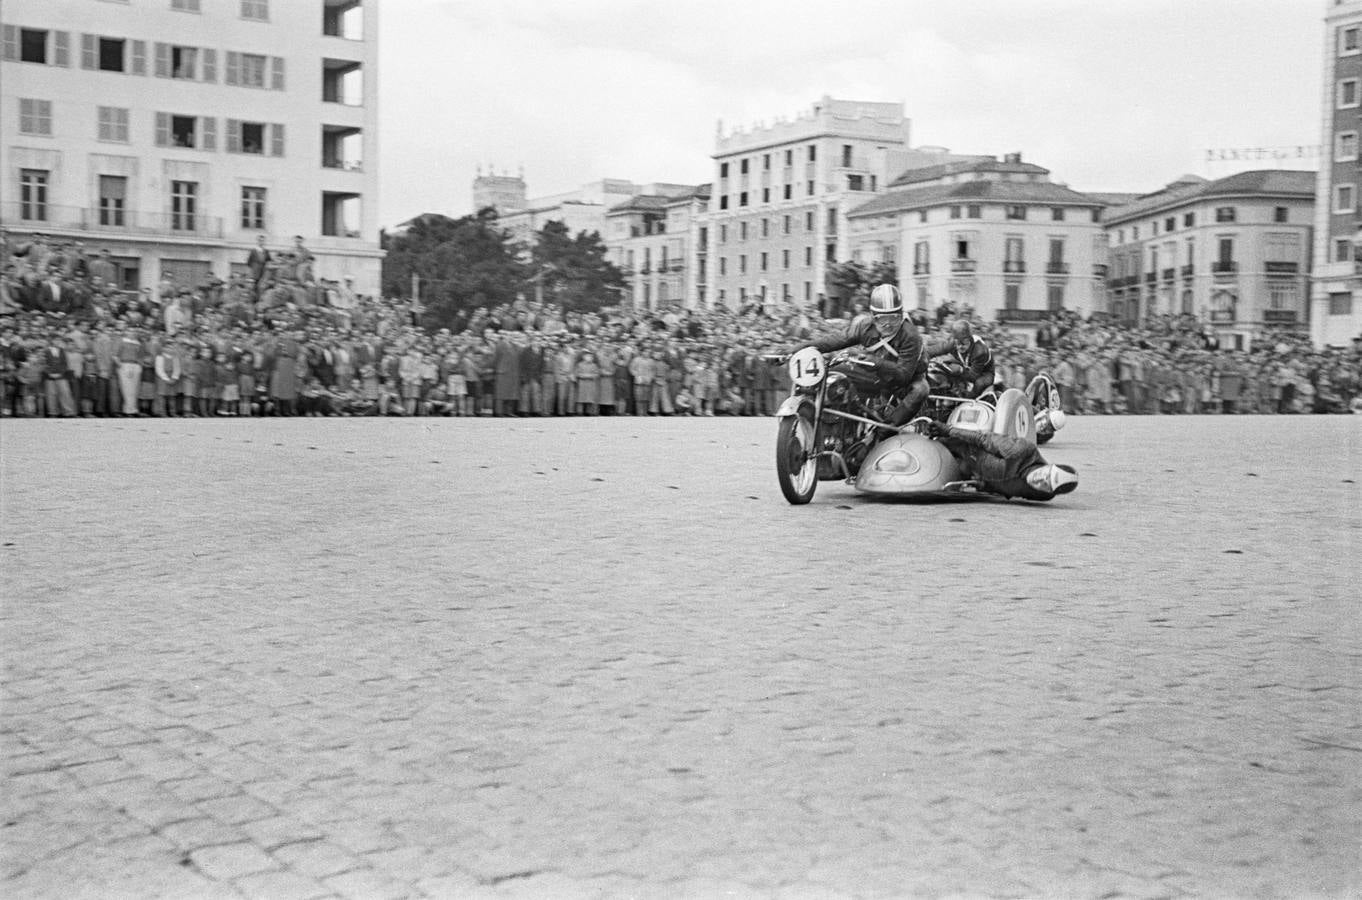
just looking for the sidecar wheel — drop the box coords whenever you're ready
[776,413,818,505]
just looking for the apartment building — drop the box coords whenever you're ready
[605,184,710,310]
[846,154,1107,329]
[1105,170,1315,350]
[0,0,381,293]
[702,97,916,309]
[1311,0,1362,347]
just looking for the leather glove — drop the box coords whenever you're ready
[923,420,950,439]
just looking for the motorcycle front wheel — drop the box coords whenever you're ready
[775,413,818,505]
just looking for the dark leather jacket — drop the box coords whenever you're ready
[813,315,927,387]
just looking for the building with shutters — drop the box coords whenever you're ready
[604,184,711,310]
[846,154,1109,329]
[0,0,382,296]
[1104,170,1315,350]
[1311,0,1362,347]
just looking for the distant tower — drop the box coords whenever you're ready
[473,167,527,215]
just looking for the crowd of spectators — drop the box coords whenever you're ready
[3,230,1360,419]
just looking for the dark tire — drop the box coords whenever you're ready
[776,413,818,504]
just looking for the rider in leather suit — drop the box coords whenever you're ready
[923,420,1078,501]
[927,320,996,398]
[812,284,929,427]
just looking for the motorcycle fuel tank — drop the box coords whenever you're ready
[854,433,962,496]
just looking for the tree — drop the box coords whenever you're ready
[825,260,899,310]
[380,207,526,330]
[528,220,626,313]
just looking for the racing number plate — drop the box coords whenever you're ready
[788,347,824,388]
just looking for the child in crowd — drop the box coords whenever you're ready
[220,352,240,416]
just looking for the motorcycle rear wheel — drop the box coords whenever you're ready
[776,413,818,504]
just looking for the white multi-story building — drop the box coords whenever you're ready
[702,96,923,310]
[497,179,658,250]
[846,154,1107,328]
[1311,0,1362,347]
[604,184,710,310]
[1105,170,1315,349]
[0,0,382,294]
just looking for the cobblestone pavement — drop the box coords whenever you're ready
[1,414,1359,899]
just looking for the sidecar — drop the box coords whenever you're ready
[853,389,1036,498]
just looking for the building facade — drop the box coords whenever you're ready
[846,154,1108,328]
[496,179,649,250]
[0,0,382,294]
[471,168,527,216]
[605,184,710,310]
[702,97,916,310]
[1104,170,1315,350]
[1311,0,1362,347]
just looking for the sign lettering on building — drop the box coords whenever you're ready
[1204,146,1319,163]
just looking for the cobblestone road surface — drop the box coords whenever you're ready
[1,415,1359,899]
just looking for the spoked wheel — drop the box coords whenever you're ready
[776,413,818,504]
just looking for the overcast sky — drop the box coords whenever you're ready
[378,0,1323,227]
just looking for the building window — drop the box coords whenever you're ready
[761,218,769,238]
[1005,205,1026,220]
[807,181,815,196]
[240,187,266,230]
[808,144,816,162]
[229,119,283,155]
[761,187,770,203]
[1091,209,1101,223]
[783,185,792,200]
[739,255,747,275]
[171,180,198,231]
[782,215,791,235]
[847,174,864,191]
[719,162,729,179]
[241,52,267,87]
[966,205,981,219]
[19,98,52,135]
[1274,206,1288,224]
[949,205,961,219]
[1329,292,1353,315]
[97,106,129,142]
[739,222,748,241]
[1003,282,1020,309]
[1344,26,1361,55]
[1338,131,1359,161]
[98,37,126,71]
[1183,212,1195,227]
[171,45,197,79]
[1339,78,1359,108]
[19,169,49,221]
[760,252,768,272]
[1214,206,1236,223]
[719,196,728,210]
[782,249,790,269]
[1335,238,1353,263]
[1267,282,1297,310]
[1051,207,1065,222]
[805,211,814,231]
[1047,284,1065,311]
[739,191,748,207]
[241,0,269,20]
[171,0,201,11]
[19,28,48,63]
[740,159,749,175]
[1164,216,1175,232]
[1152,221,1159,237]
[98,175,128,226]
[719,224,727,243]
[1335,183,1356,213]
[804,246,812,266]
[718,257,726,276]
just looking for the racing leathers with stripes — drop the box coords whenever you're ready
[813,314,929,427]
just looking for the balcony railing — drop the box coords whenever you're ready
[1210,309,1236,323]
[1262,309,1298,323]
[950,258,977,273]
[1092,264,1108,278]
[1161,267,1175,281]
[322,158,364,172]
[1144,272,1157,284]
[0,201,224,239]
[912,263,930,275]
[1265,261,1299,274]
[1003,260,1026,274]
[1047,262,1070,276]
[1180,264,1194,278]
[995,308,1052,323]
[1212,261,1239,274]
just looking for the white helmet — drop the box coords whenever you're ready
[1047,409,1067,431]
[868,284,903,314]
